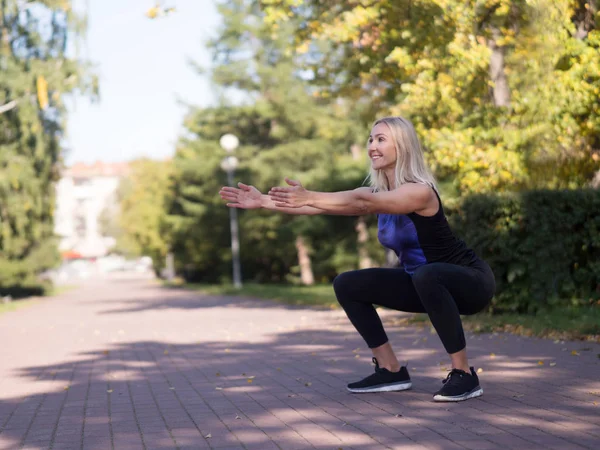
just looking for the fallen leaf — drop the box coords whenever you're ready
[107,389,113,393]
[103,350,109,355]
[395,414,402,417]
[571,350,580,356]
[215,387,223,391]
[513,394,525,398]
[205,433,211,438]
[247,376,255,379]
[550,362,556,367]
[354,354,360,358]
[235,415,241,420]
[64,385,69,391]
[216,372,221,377]
[490,353,496,359]
[538,361,544,365]
[225,349,231,353]
[476,368,483,374]
[247,379,253,383]
[164,350,169,355]
[169,387,175,390]
[311,352,316,356]
[305,382,312,387]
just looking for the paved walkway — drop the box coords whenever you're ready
[0,274,598,450]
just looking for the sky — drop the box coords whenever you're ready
[65,0,222,165]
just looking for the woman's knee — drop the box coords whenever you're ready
[333,271,355,296]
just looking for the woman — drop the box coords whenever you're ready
[219,116,496,402]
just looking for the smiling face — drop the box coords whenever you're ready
[368,122,397,171]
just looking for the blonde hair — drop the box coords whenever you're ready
[366,116,437,192]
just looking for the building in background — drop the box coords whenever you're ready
[54,161,129,259]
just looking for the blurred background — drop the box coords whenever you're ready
[1,1,599,334]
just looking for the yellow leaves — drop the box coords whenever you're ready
[571,350,580,356]
[36,76,48,110]
[476,368,483,374]
[107,389,113,393]
[386,47,414,70]
[490,353,496,359]
[538,360,544,365]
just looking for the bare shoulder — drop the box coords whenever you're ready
[401,183,438,215]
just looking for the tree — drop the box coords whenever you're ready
[166,0,373,284]
[117,158,173,274]
[261,0,600,194]
[0,0,97,294]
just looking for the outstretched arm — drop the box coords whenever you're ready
[219,182,322,215]
[269,179,436,215]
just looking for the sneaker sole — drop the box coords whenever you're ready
[433,387,483,402]
[347,381,412,394]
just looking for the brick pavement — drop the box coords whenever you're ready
[0,274,598,450]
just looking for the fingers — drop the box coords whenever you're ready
[268,192,290,200]
[284,177,301,186]
[238,182,251,191]
[268,187,292,194]
[220,186,240,194]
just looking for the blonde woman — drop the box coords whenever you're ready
[219,116,496,402]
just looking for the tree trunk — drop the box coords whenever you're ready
[355,216,374,269]
[488,27,510,107]
[295,235,314,285]
[573,0,597,40]
[386,249,399,267]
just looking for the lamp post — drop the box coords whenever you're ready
[220,134,242,289]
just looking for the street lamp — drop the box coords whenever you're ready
[220,134,242,289]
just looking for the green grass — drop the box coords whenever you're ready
[0,284,79,317]
[168,280,600,342]
[167,281,339,308]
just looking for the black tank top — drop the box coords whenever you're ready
[377,188,478,274]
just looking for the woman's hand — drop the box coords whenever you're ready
[219,182,263,209]
[268,178,312,208]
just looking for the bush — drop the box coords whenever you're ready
[448,189,600,313]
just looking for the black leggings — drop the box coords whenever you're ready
[333,260,496,354]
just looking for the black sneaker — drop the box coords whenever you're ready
[433,367,483,402]
[347,357,412,393]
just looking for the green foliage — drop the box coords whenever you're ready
[165,0,374,283]
[0,1,96,294]
[261,0,600,194]
[117,159,173,273]
[448,189,600,313]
